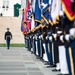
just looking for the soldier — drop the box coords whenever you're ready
[4,28,12,49]
[68,21,75,75]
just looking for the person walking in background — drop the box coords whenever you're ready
[4,28,12,49]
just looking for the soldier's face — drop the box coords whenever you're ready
[24,24,26,27]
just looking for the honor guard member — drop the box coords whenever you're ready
[35,25,43,59]
[52,29,61,72]
[45,24,54,66]
[32,31,36,55]
[45,30,54,67]
[35,30,39,58]
[58,29,69,75]
[52,27,59,71]
[69,22,75,75]
[32,28,38,56]
[36,27,41,58]
[22,22,29,48]
[45,31,51,65]
[66,24,75,75]
[4,28,12,49]
[42,25,49,63]
[28,32,32,51]
[30,32,34,54]
[38,26,45,61]
[48,32,54,66]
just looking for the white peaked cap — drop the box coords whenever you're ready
[57,31,62,34]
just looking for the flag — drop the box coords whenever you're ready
[21,13,24,32]
[32,0,36,15]
[21,9,29,34]
[51,0,61,24]
[31,14,35,30]
[27,0,31,30]
[49,0,53,25]
[35,0,41,27]
[23,0,31,30]
[24,7,28,22]
[61,0,75,21]
[31,0,36,30]
[41,0,50,25]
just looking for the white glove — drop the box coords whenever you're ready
[33,36,34,39]
[39,35,41,39]
[49,36,52,41]
[65,34,70,41]
[60,35,64,41]
[53,34,57,38]
[46,36,48,40]
[40,35,43,38]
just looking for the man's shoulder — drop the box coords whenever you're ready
[5,31,12,34]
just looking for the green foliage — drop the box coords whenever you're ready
[0,44,25,47]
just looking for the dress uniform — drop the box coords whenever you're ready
[49,34,54,65]
[58,31,69,75]
[31,29,37,55]
[32,34,36,55]
[45,32,51,65]
[52,33,59,69]
[30,34,34,53]
[45,31,54,66]
[42,26,49,62]
[69,26,75,75]
[39,34,45,61]
[4,28,12,49]
[36,33,41,58]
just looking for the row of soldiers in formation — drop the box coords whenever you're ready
[23,15,75,75]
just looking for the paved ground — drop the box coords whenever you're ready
[0,47,60,75]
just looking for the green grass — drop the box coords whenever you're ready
[0,44,25,47]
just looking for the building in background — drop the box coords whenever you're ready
[0,0,32,17]
[0,0,21,17]
[21,0,27,8]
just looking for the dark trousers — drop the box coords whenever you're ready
[45,41,53,65]
[53,41,59,65]
[66,40,75,75]
[37,39,40,57]
[70,40,75,75]
[6,40,10,49]
[49,41,53,65]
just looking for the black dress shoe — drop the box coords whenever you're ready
[51,65,56,67]
[46,65,55,68]
[31,51,34,54]
[46,65,56,67]
[7,47,9,49]
[46,66,51,68]
[52,69,60,71]
[58,74,63,75]
[44,62,50,65]
[40,58,44,61]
